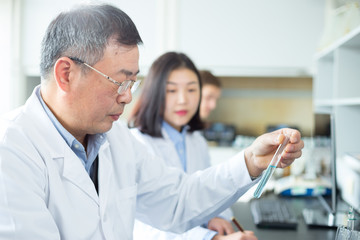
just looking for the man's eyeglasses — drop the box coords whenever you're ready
[69,57,141,95]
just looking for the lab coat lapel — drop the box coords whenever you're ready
[98,141,113,212]
[61,147,99,205]
[25,87,99,204]
[157,129,183,169]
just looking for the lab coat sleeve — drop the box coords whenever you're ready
[195,132,234,222]
[131,129,228,239]
[217,208,233,221]
[133,135,258,234]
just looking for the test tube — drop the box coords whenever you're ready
[253,135,290,198]
[347,206,356,231]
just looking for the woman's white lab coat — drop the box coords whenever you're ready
[0,86,257,240]
[131,128,233,240]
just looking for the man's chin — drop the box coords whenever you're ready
[94,122,115,134]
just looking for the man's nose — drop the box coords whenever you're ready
[117,87,132,104]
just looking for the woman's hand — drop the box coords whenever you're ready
[208,217,235,235]
[209,217,258,240]
[212,231,258,240]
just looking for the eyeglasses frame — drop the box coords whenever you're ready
[68,57,141,95]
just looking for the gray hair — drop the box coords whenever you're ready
[40,3,143,80]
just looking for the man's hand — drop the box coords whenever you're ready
[212,231,258,240]
[244,128,304,178]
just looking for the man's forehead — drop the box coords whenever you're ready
[106,38,138,52]
[102,43,139,70]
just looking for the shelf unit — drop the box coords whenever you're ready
[313,25,360,211]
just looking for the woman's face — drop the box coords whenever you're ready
[163,68,201,132]
[200,84,221,120]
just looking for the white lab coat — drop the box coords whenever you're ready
[0,86,257,240]
[131,128,233,240]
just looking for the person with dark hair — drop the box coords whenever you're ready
[199,70,222,121]
[130,52,257,240]
[0,3,304,240]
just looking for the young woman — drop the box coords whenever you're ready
[129,52,257,240]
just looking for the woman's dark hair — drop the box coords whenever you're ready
[129,52,204,137]
[199,70,221,88]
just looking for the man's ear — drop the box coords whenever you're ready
[53,57,74,92]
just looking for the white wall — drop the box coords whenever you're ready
[0,0,20,114]
[8,0,326,113]
[178,0,325,76]
[21,0,326,77]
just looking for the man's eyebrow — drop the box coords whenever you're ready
[119,69,140,76]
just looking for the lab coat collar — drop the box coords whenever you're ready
[23,86,107,205]
[54,140,113,212]
[153,128,184,170]
[61,147,100,205]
